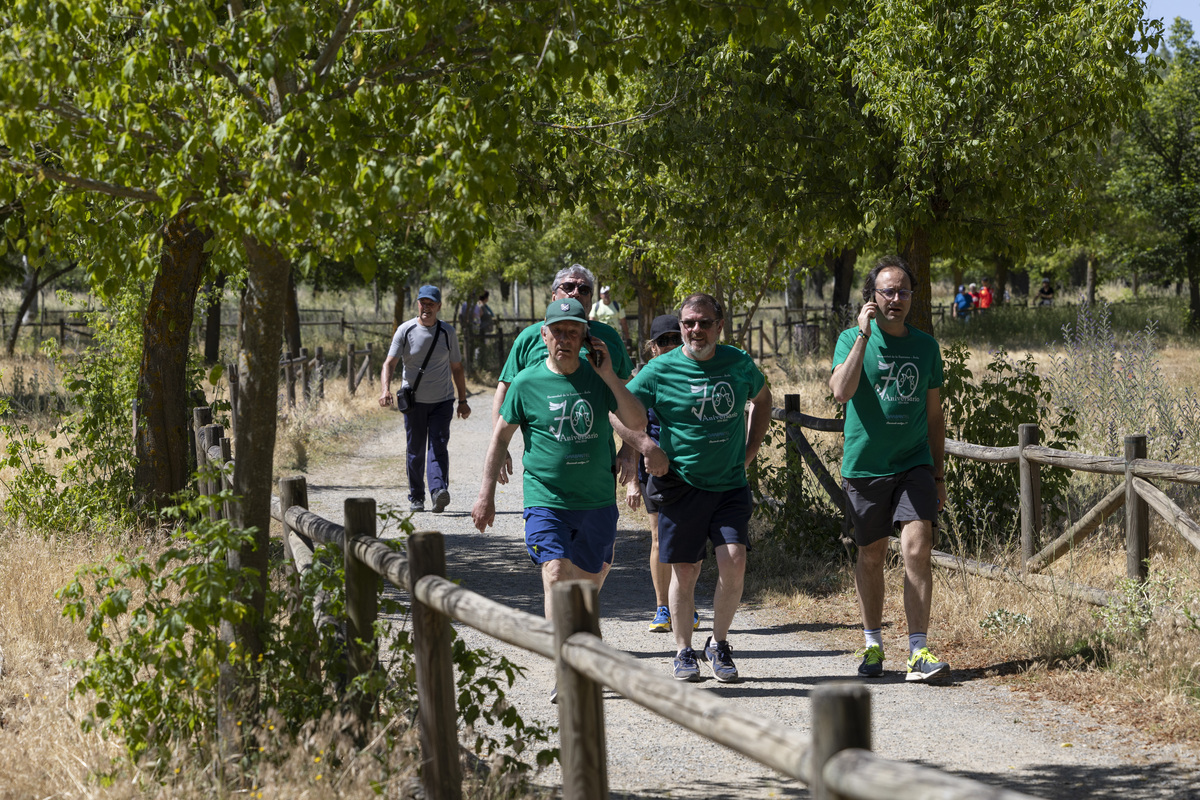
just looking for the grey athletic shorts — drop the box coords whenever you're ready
[843,465,939,547]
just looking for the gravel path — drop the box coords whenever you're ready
[298,398,1200,800]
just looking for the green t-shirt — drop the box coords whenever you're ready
[501,361,619,510]
[499,319,632,383]
[627,345,766,492]
[831,321,944,478]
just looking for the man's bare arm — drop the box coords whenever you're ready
[379,355,400,407]
[472,420,519,531]
[745,383,773,467]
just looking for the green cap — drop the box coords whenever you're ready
[544,297,588,326]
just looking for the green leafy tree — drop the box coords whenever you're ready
[1111,19,1200,329]
[0,0,816,679]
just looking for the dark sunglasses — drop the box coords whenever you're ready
[681,318,718,330]
[654,333,683,347]
[557,281,593,296]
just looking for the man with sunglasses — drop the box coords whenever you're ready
[490,264,647,493]
[830,255,950,684]
[628,294,772,683]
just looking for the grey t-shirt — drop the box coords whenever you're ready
[387,319,462,404]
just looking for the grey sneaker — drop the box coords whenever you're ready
[672,647,701,682]
[856,644,885,678]
[409,500,424,512]
[906,647,951,683]
[432,489,450,513]
[703,636,739,682]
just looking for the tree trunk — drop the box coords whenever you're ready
[232,237,291,658]
[283,267,302,357]
[203,273,225,365]
[7,260,75,356]
[20,255,37,323]
[134,217,209,509]
[901,228,933,334]
[993,253,1012,307]
[392,281,407,328]
[804,262,826,301]
[1085,252,1097,306]
[949,261,964,291]
[1132,269,1140,297]
[828,246,857,326]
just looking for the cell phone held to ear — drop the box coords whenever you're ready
[586,327,606,369]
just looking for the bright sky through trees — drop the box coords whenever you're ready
[1144,0,1195,28]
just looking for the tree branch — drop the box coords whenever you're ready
[309,0,362,90]
[1,158,162,203]
[194,54,275,121]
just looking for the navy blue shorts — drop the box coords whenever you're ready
[843,465,939,547]
[523,505,619,574]
[657,484,752,564]
[638,480,661,514]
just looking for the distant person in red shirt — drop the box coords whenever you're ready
[968,283,981,309]
[978,278,994,310]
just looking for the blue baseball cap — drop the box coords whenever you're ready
[417,285,441,302]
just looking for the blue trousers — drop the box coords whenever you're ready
[404,399,453,502]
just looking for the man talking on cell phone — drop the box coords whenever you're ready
[473,299,664,703]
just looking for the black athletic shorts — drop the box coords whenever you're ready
[843,465,939,547]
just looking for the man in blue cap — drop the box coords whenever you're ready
[380,285,471,512]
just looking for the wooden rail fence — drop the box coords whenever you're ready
[188,404,1041,800]
[772,395,1200,605]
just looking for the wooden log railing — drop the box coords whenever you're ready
[254,476,1040,800]
[773,395,1200,605]
[346,341,374,395]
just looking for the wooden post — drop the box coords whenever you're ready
[408,531,463,800]
[1018,423,1042,571]
[199,424,224,519]
[193,407,212,495]
[284,351,296,408]
[300,347,310,402]
[1125,434,1149,582]
[784,394,802,515]
[811,683,871,800]
[227,362,239,435]
[365,342,374,386]
[347,343,356,395]
[314,346,325,399]
[218,438,233,521]
[552,581,607,800]
[344,498,379,681]
[278,477,308,574]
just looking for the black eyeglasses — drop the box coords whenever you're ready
[556,281,593,296]
[655,333,683,347]
[681,318,718,330]
[876,288,914,301]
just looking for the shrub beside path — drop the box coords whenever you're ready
[297,401,1199,800]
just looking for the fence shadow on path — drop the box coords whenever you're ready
[940,760,1200,800]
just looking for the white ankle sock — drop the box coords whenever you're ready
[863,628,883,649]
[908,632,927,655]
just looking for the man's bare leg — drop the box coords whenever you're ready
[711,543,746,642]
[541,558,602,621]
[669,561,702,652]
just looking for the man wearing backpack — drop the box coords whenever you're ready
[379,285,471,512]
